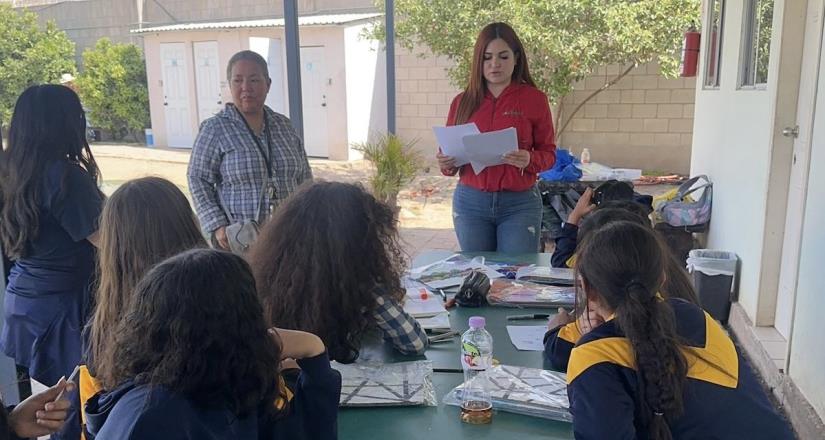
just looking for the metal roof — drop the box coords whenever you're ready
[131,12,382,34]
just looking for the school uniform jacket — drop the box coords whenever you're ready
[84,352,341,440]
[567,298,793,439]
[543,321,580,372]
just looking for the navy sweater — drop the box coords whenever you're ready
[85,352,341,440]
[567,299,793,439]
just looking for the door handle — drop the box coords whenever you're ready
[322,103,327,107]
[782,125,799,138]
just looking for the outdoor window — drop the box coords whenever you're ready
[740,0,774,87]
[704,0,725,88]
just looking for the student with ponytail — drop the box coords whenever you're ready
[566,221,792,439]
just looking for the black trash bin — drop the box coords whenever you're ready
[687,250,738,324]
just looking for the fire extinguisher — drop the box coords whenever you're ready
[681,30,701,77]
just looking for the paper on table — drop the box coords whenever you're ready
[404,288,447,318]
[433,123,478,166]
[417,312,451,332]
[462,127,518,174]
[506,325,548,351]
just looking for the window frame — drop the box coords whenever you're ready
[738,0,774,89]
[703,0,726,89]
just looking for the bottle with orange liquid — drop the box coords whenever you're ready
[460,316,493,424]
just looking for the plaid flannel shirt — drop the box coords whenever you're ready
[187,104,313,233]
[372,295,429,355]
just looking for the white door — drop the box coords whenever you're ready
[160,43,194,148]
[775,5,825,339]
[193,41,222,123]
[300,46,329,158]
[249,37,286,114]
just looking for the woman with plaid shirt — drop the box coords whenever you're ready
[248,182,428,363]
[188,51,312,250]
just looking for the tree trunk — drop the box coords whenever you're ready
[556,64,637,137]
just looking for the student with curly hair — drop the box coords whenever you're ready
[565,221,792,439]
[248,181,428,363]
[73,177,209,435]
[85,249,340,439]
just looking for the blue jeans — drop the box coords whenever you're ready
[452,184,543,253]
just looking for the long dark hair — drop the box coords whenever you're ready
[0,85,101,259]
[578,206,699,305]
[90,177,207,375]
[576,221,687,440]
[248,181,406,363]
[97,249,283,418]
[454,22,536,125]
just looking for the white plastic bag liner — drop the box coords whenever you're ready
[334,360,437,407]
[443,365,572,422]
[686,249,738,277]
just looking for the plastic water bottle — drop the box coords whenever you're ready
[580,148,591,164]
[460,316,493,424]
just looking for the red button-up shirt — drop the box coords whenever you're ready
[444,82,556,192]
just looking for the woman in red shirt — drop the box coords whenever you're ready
[438,22,556,253]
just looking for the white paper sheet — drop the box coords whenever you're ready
[417,312,451,331]
[506,325,548,351]
[433,123,478,166]
[462,127,519,174]
[404,288,447,318]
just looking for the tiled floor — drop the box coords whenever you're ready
[751,326,788,372]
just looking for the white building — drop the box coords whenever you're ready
[691,0,825,435]
[133,13,387,160]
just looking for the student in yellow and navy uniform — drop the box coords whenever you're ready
[76,177,209,436]
[84,249,341,440]
[543,207,700,372]
[564,221,793,439]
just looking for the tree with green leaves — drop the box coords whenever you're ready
[77,38,150,141]
[371,0,700,135]
[0,4,76,130]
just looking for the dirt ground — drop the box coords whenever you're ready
[91,143,674,258]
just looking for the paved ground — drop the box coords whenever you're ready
[92,143,675,260]
[92,143,461,259]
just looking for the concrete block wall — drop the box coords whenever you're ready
[394,45,462,164]
[16,0,374,65]
[560,63,696,174]
[395,50,696,174]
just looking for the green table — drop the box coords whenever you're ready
[338,251,573,439]
[339,373,573,439]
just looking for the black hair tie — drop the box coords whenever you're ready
[624,280,646,292]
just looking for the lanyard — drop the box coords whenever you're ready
[238,107,273,180]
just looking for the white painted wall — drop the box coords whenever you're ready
[690,0,778,321]
[788,0,825,419]
[144,25,354,159]
[344,21,388,159]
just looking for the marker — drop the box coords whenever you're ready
[506,313,551,321]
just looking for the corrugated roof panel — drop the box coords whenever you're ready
[131,13,382,34]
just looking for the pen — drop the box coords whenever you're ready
[428,331,460,344]
[437,289,447,302]
[506,313,551,321]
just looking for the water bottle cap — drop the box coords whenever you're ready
[468,316,486,329]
